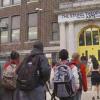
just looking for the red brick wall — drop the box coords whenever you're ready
[0,0,58,54]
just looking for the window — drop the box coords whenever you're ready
[3,0,10,6]
[11,16,20,42]
[79,27,100,46]
[1,31,9,43]
[12,29,20,42]
[98,50,100,61]
[86,28,92,45]
[28,13,37,40]
[28,27,37,40]
[13,0,21,4]
[52,22,59,41]
[79,31,85,46]
[0,0,1,6]
[92,28,99,45]
[0,18,9,43]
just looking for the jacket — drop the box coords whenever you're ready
[70,64,80,90]
[31,48,50,85]
[14,42,50,100]
[71,60,88,92]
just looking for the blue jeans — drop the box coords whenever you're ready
[73,91,82,100]
[15,86,45,100]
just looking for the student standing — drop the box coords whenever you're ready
[2,51,20,100]
[90,55,100,100]
[71,53,88,100]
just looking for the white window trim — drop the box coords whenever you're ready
[27,0,39,3]
[11,29,20,42]
[13,0,21,5]
[49,41,60,45]
[1,31,9,43]
[28,27,38,40]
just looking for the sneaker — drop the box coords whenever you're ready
[97,96,100,99]
[92,97,95,100]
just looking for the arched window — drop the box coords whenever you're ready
[79,26,100,46]
[79,31,85,46]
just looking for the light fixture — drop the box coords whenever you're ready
[35,8,43,11]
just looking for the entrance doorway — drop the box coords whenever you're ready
[78,25,100,61]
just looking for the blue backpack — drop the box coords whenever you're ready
[53,64,77,98]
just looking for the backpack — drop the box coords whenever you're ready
[53,63,77,98]
[2,64,17,90]
[17,55,40,91]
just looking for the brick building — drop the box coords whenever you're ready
[0,0,60,64]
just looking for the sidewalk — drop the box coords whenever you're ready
[46,90,95,100]
[46,77,93,100]
[82,91,97,100]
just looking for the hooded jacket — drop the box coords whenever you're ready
[31,41,50,85]
[71,60,88,92]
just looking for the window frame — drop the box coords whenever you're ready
[28,26,38,40]
[85,30,92,46]
[28,13,38,41]
[52,22,59,41]
[12,0,21,5]
[79,27,100,46]
[11,15,20,42]
[11,29,20,42]
[79,31,85,46]
[1,30,9,43]
[27,0,39,3]
[0,17,9,43]
[2,0,11,7]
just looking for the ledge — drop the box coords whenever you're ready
[55,2,100,14]
[0,4,21,9]
[27,0,39,4]
[0,42,21,46]
[49,41,60,45]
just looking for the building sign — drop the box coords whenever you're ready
[58,10,100,22]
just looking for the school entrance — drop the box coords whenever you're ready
[78,25,100,61]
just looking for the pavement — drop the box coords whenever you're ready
[46,90,97,100]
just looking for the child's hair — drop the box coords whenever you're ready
[59,49,69,60]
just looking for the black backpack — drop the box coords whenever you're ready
[17,55,40,91]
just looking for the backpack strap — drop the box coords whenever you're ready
[17,54,40,75]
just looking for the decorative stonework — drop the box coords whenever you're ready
[55,1,100,14]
